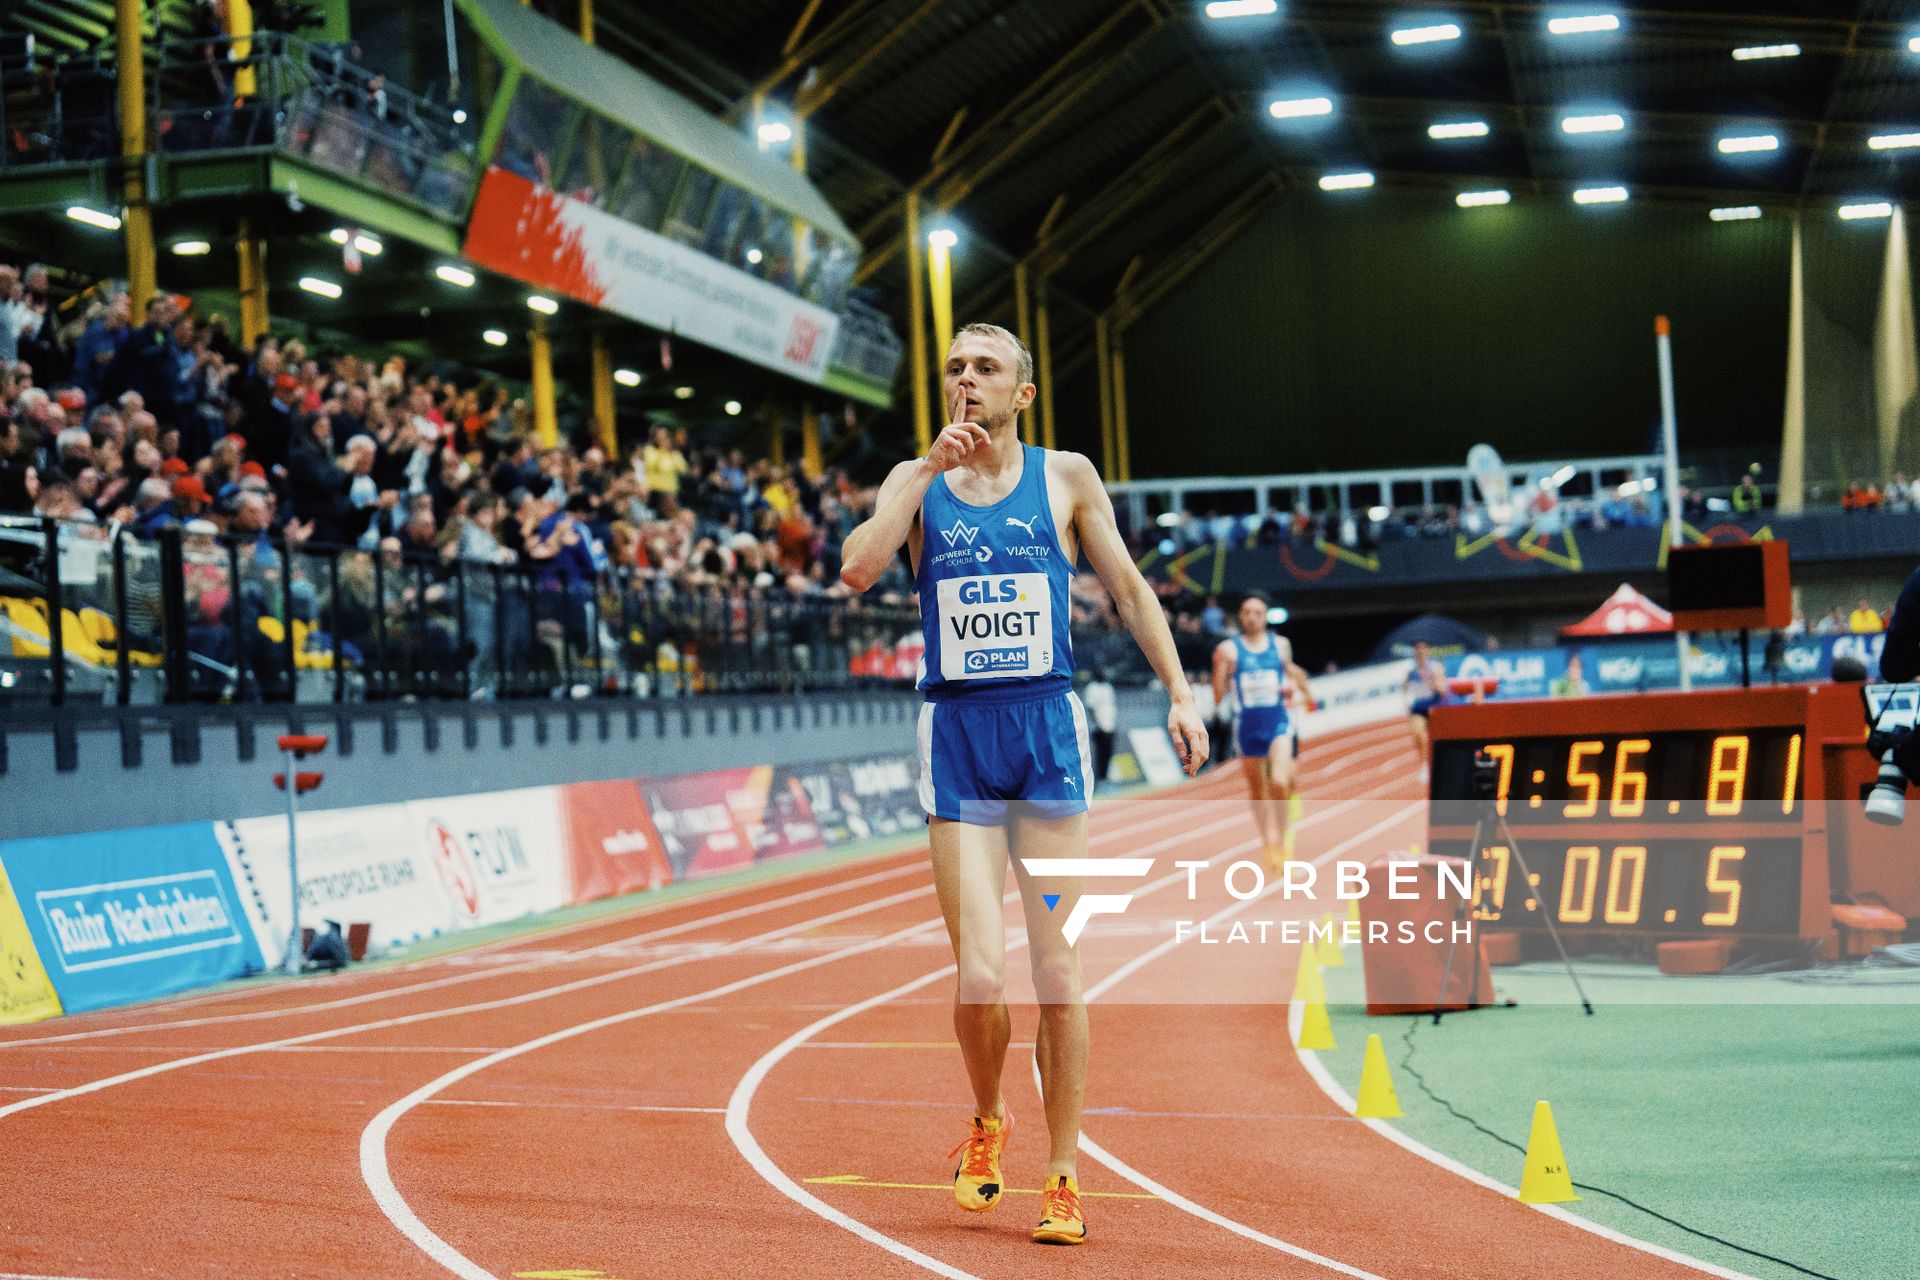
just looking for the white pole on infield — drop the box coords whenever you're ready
[1655,315,1691,692]
[284,742,301,976]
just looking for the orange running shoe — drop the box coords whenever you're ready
[1032,1173,1087,1245]
[948,1113,1011,1212]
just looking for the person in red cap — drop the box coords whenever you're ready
[160,456,190,478]
[240,460,267,482]
[172,474,212,518]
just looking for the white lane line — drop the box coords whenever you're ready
[0,884,938,1124]
[423,1099,727,1115]
[362,914,957,1280]
[723,764,1416,1280]
[1288,1011,1764,1280]
[1059,803,1424,1280]
[0,748,1298,1051]
[0,1086,56,1093]
[0,1272,120,1280]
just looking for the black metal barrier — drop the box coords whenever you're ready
[0,515,940,706]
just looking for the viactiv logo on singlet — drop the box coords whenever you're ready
[936,572,1052,679]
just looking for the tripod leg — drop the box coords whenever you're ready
[1495,813,1595,1016]
[1431,814,1489,1024]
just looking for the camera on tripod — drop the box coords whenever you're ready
[1470,749,1502,802]
[1861,683,1920,826]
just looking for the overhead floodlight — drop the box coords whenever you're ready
[745,247,764,264]
[1839,201,1895,220]
[527,294,559,314]
[1391,23,1460,45]
[1573,185,1629,204]
[1909,36,1920,54]
[435,264,476,288]
[1616,479,1647,497]
[1732,43,1799,60]
[1429,120,1489,139]
[452,108,468,124]
[1710,206,1763,221]
[297,276,342,299]
[614,368,642,387]
[1562,113,1625,134]
[1550,465,1576,488]
[1547,14,1619,36]
[1456,189,1511,207]
[352,233,382,256]
[1868,132,1920,150]
[1718,134,1780,154]
[1367,505,1391,521]
[1155,511,1183,528]
[674,385,695,400]
[1319,171,1375,191]
[756,121,793,146]
[725,400,743,416]
[1269,96,1334,119]
[483,329,508,346]
[66,205,121,230]
[170,240,212,256]
[328,227,349,244]
[1205,0,1278,16]
[927,228,958,249]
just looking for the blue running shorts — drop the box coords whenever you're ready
[917,683,1093,824]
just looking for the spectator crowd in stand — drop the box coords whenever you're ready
[0,263,935,698]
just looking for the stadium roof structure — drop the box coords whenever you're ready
[574,0,1920,375]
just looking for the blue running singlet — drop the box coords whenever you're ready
[914,444,1090,823]
[1232,633,1293,758]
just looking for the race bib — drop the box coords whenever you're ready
[1238,667,1282,708]
[937,573,1052,680]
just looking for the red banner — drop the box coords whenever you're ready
[559,779,670,904]
[642,766,826,882]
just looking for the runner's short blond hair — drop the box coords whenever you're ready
[952,322,1034,387]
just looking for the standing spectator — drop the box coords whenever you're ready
[72,293,130,406]
[104,294,183,428]
[1849,598,1884,634]
[640,425,687,506]
[1732,469,1764,515]
[1080,668,1118,784]
[0,264,44,366]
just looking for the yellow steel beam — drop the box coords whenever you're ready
[115,0,154,320]
[1114,177,1280,330]
[737,0,890,115]
[590,331,616,455]
[1029,109,1229,275]
[797,0,946,116]
[1013,260,1034,445]
[530,315,558,448]
[930,107,969,168]
[784,0,828,54]
[1036,285,1057,451]
[579,0,594,43]
[236,215,268,347]
[1112,334,1131,482]
[905,193,931,454]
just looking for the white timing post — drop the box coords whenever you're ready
[1655,315,1691,693]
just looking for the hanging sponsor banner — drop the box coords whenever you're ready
[0,823,262,1014]
[404,788,571,929]
[463,167,841,386]
[778,756,923,846]
[219,804,447,969]
[559,778,671,905]
[641,766,827,882]
[0,860,62,1024]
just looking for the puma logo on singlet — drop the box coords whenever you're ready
[1005,515,1038,537]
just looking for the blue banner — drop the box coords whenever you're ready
[0,823,264,1014]
[1448,634,1888,700]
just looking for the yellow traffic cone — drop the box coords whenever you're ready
[1517,1101,1580,1203]
[1291,940,1325,1003]
[1353,1033,1402,1118]
[1295,995,1335,1050]
[1319,911,1346,967]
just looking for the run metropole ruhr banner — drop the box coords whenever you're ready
[463,167,840,385]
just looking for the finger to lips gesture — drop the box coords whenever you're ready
[928,384,990,472]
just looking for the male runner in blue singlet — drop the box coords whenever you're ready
[1405,639,1450,780]
[840,323,1209,1246]
[1211,595,1313,869]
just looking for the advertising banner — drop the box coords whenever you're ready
[1129,728,1187,786]
[1442,649,1570,701]
[779,756,924,846]
[404,788,571,929]
[0,860,62,1025]
[1296,660,1415,736]
[463,167,841,386]
[642,766,828,882]
[220,804,448,968]
[0,823,262,1013]
[559,778,671,905]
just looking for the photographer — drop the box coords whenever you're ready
[1880,564,1920,682]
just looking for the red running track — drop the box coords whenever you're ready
[0,722,1745,1280]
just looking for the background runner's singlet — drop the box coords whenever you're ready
[917,442,1075,696]
[1233,633,1290,736]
